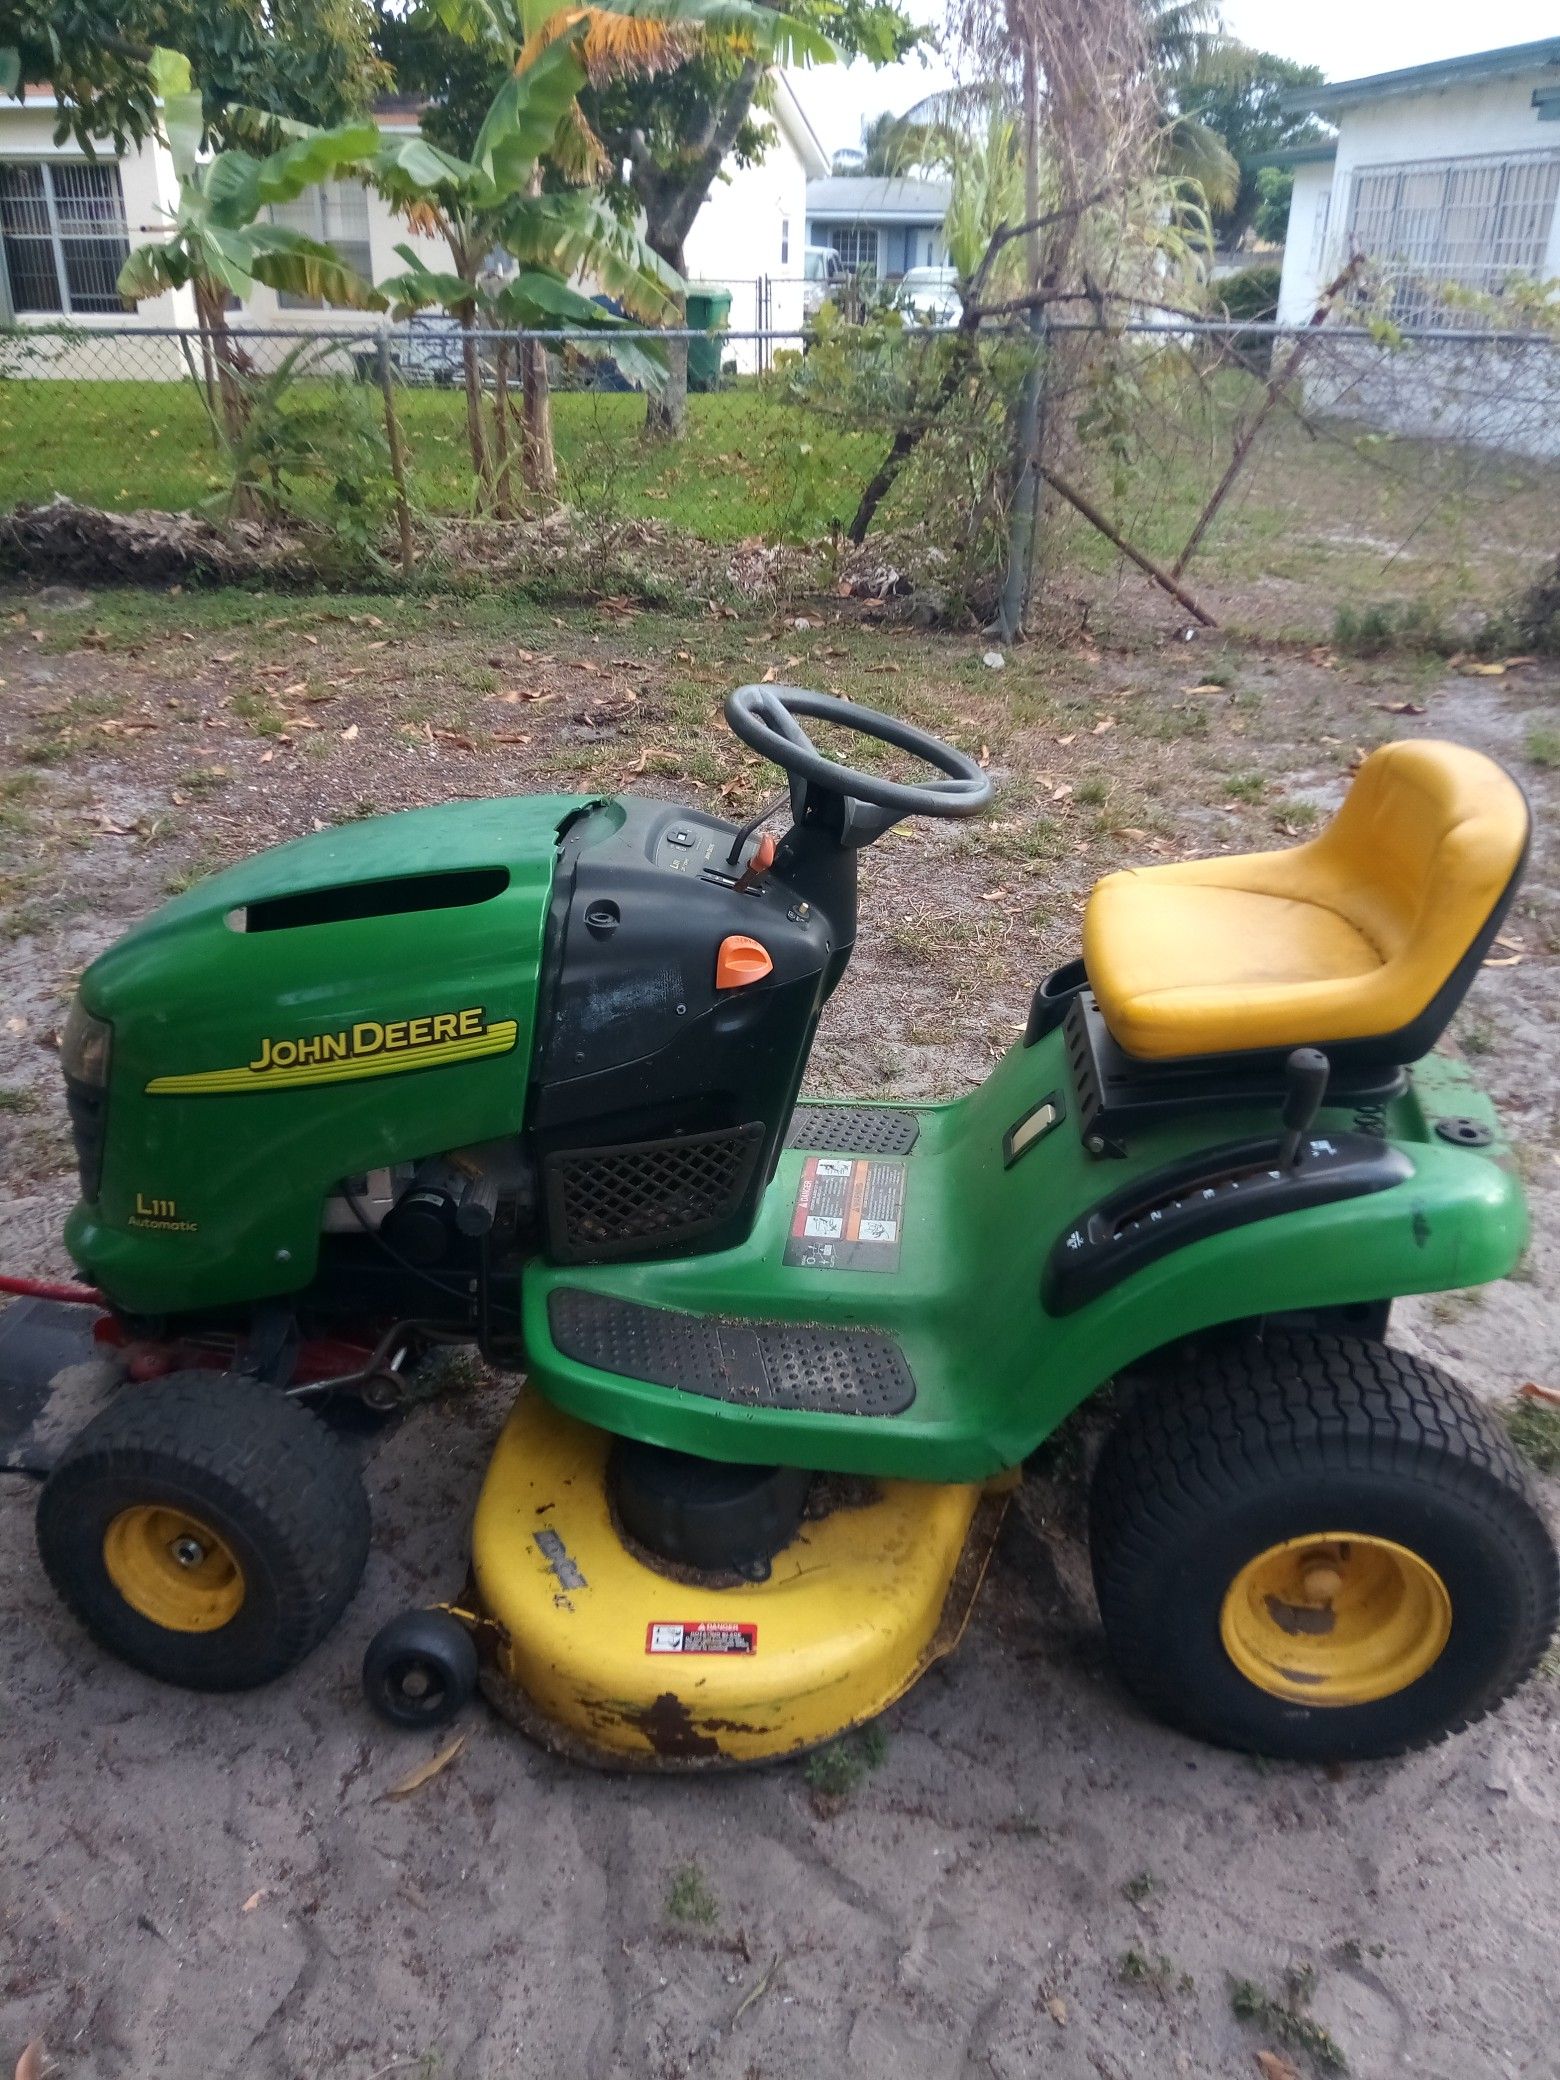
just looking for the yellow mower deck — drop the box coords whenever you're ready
[470,1393,1010,1767]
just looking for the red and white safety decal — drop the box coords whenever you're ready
[645,1620,758,1656]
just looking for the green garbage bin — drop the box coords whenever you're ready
[685,287,732,393]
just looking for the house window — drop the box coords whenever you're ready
[780,217,790,265]
[268,178,374,309]
[0,161,130,316]
[823,224,877,275]
[1348,149,1560,320]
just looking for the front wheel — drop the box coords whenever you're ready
[37,1370,371,1690]
[363,1608,478,1728]
[1089,1333,1558,1761]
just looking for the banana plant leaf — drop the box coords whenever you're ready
[504,190,682,322]
[370,134,481,203]
[488,270,666,390]
[244,226,388,310]
[471,30,590,196]
[203,120,381,227]
[378,246,485,318]
[117,243,185,301]
[580,0,836,65]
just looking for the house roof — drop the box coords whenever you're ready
[769,74,830,181]
[1258,142,1338,170]
[805,175,952,222]
[1279,36,1560,117]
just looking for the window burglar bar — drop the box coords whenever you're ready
[1348,149,1560,322]
[0,161,131,316]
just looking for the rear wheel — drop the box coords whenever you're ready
[37,1370,370,1690]
[1089,1333,1558,1760]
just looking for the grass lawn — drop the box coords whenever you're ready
[0,375,883,543]
[2,363,1555,634]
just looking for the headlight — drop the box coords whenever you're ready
[60,995,111,1201]
[61,996,112,1088]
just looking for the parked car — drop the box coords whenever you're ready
[894,265,962,329]
[802,245,848,318]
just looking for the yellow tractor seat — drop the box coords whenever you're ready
[1082,740,1528,1064]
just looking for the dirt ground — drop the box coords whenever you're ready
[2,578,1558,2080]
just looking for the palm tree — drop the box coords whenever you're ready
[861,109,937,178]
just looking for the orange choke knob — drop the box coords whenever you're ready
[715,934,774,989]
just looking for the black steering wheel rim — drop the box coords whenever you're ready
[724,684,992,819]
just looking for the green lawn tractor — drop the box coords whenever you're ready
[23,686,1558,1766]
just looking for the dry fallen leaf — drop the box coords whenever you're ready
[434,729,476,750]
[1376,700,1426,715]
[1056,732,1076,747]
[1045,1995,1067,2026]
[1052,782,1073,802]
[978,744,991,768]
[1519,1381,1560,1407]
[340,724,359,743]
[760,665,779,683]
[384,1734,467,1801]
[1092,716,1115,734]
[1255,2053,1301,2080]
[241,1889,266,1913]
[14,2042,44,2080]
[1183,682,1226,695]
[1464,662,1506,677]
[489,730,532,746]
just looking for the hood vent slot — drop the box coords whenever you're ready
[237,867,509,933]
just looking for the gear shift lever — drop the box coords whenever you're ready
[1279,1048,1330,1168]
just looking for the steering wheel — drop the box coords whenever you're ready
[724,684,992,844]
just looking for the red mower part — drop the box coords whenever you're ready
[0,1273,105,1308]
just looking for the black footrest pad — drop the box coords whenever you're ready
[548,1289,917,1416]
[785,1105,919,1155]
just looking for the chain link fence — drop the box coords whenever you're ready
[0,313,1555,629]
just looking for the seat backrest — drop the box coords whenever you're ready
[1312,739,1528,1055]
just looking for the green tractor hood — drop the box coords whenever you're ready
[68,794,588,1315]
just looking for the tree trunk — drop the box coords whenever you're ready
[997,36,1048,641]
[629,62,762,439]
[195,281,258,521]
[517,168,557,492]
[645,239,688,438]
[491,337,513,521]
[458,305,492,497]
[520,336,556,491]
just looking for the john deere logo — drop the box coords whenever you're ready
[145,1005,517,1096]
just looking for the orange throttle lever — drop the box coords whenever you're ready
[715,935,774,989]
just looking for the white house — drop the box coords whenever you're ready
[0,70,829,375]
[1272,38,1560,457]
[682,72,829,368]
[1275,37,1560,325]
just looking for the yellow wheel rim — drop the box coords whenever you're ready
[1219,1532,1451,1706]
[102,1506,246,1634]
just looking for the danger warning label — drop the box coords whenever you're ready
[646,1621,758,1656]
[784,1154,906,1273]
